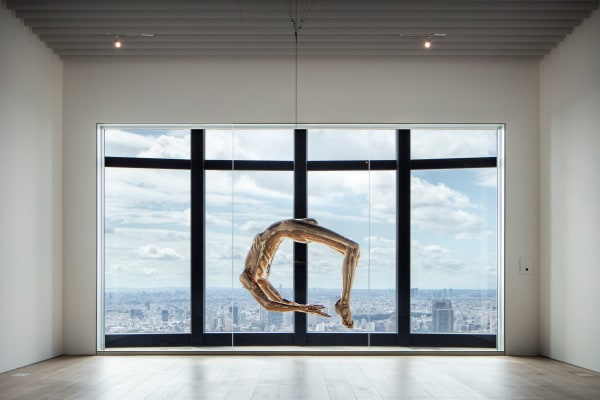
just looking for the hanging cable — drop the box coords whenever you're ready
[283,0,315,126]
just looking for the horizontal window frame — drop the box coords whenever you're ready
[105,156,190,170]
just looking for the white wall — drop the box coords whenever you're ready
[540,10,600,373]
[0,6,63,373]
[63,55,540,355]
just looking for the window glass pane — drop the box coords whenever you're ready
[205,170,294,333]
[367,170,397,333]
[308,129,396,160]
[205,128,294,160]
[410,168,497,334]
[104,168,190,334]
[307,170,397,333]
[411,129,497,159]
[104,128,190,159]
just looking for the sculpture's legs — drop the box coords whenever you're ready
[269,219,360,328]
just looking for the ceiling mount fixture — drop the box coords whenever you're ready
[111,33,156,49]
[399,33,447,49]
[425,33,447,49]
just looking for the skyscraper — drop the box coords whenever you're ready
[432,300,454,333]
[229,305,239,325]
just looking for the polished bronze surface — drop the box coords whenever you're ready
[240,218,360,328]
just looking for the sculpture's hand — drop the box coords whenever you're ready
[299,304,331,318]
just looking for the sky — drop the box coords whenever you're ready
[103,126,500,292]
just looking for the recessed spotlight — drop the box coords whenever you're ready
[113,36,122,48]
[424,37,432,49]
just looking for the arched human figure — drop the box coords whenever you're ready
[239,218,360,328]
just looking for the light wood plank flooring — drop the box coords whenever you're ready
[1,355,599,399]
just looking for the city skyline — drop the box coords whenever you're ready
[105,287,497,335]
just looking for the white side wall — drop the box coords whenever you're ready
[540,10,600,373]
[64,56,539,355]
[0,6,63,373]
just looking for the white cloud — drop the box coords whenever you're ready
[159,231,190,241]
[135,244,183,261]
[414,242,463,272]
[411,129,497,159]
[477,169,498,188]
[104,129,154,157]
[104,227,190,288]
[205,129,294,160]
[239,220,271,233]
[102,127,499,290]
[369,171,397,222]
[411,176,491,240]
[104,129,190,158]
[138,133,190,159]
[411,239,497,289]
[307,129,396,160]
[104,168,190,228]
[366,235,396,268]
[234,173,292,200]
[205,213,232,229]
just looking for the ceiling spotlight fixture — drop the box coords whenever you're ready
[399,33,446,50]
[113,36,122,48]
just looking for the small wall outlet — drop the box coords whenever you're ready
[519,256,534,275]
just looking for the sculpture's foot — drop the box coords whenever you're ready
[334,299,354,328]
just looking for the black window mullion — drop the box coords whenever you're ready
[105,156,190,170]
[191,129,205,346]
[204,160,294,170]
[397,129,411,346]
[307,160,396,171]
[294,129,308,345]
[411,157,497,170]
[308,160,369,171]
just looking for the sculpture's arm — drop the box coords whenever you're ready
[258,278,295,305]
[240,272,330,317]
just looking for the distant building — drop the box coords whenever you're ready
[268,311,283,327]
[161,309,169,322]
[432,300,454,333]
[229,305,239,325]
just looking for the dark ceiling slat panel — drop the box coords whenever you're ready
[47,41,556,50]
[31,26,575,37]
[22,18,582,29]
[13,10,594,20]
[38,34,566,43]
[6,0,599,12]
[5,0,598,59]
[54,48,550,57]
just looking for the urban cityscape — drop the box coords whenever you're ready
[104,287,497,336]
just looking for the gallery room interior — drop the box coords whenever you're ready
[1,0,599,398]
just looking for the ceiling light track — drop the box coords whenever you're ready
[399,33,447,49]
[110,33,155,49]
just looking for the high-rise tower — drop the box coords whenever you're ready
[432,300,454,333]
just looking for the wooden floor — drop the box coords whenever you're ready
[1,355,599,399]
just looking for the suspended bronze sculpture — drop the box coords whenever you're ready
[240,218,360,328]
